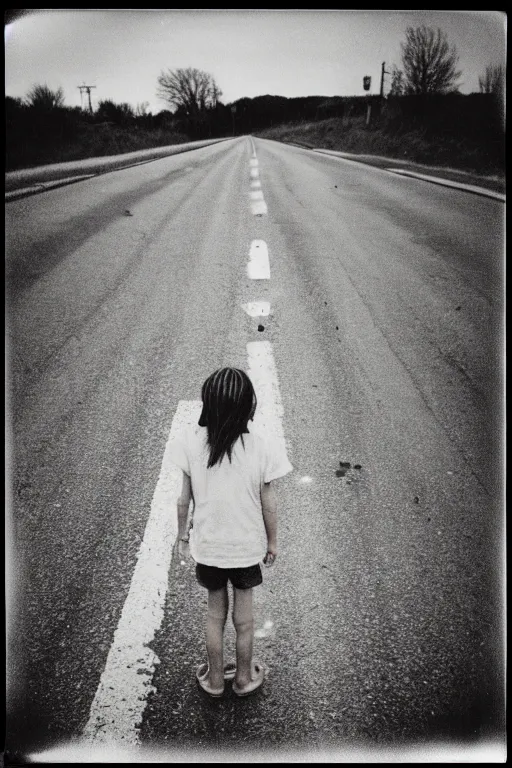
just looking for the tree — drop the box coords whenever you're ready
[26,83,65,110]
[135,101,150,117]
[400,26,461,95]
[156,67,222,135]
[478,64,504,97]
[96,99,134,125]
[389,65,405,97]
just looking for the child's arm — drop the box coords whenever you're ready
[261,481,278,564]
[177,470,192,544]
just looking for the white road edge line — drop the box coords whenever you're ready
[81,400,201,747]
[385,168,506,201]
[247,240,270,279]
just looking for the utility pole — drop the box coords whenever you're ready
[380,62,390,98]
[363,75,372,127]
[78,84,96,113]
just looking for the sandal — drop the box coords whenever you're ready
[195,661,237,697]
[232,662,267,697]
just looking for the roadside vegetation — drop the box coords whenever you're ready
[6,95,197,171]
[257,26,504,178]
[257,93,504,178]
[6,27,504,177]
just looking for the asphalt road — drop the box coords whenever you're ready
[5,136,505,762]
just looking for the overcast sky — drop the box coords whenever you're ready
[5,10,506,114]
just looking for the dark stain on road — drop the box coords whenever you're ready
[336,461,363,480]
[258,325,264,332]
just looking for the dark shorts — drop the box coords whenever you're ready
[195,562,262,591]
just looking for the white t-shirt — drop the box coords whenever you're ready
[169,424,293,568]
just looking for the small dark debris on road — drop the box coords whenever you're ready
[258,325,264,332]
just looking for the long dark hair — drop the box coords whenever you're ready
[198,368,257,468]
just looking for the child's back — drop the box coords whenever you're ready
[173,422,290,568]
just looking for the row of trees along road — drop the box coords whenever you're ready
[6,25,505,170]
[155,26,503,131]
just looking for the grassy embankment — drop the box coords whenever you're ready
[6,123,192,171]
[258,115,505,180]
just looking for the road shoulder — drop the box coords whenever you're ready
[277,141,505,199]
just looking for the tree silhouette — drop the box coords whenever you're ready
[96,99,134,125]
[478,64,504,97]
[389,65,405,97]
[400,26,461,95]
[26,83,65,110]
[135,101,150,117]
[157,67,221,136]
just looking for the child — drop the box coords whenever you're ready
[169,367,293,697]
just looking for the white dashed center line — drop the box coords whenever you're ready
[247,239,270,279]
[247,341,290,465]
[241,301,271,317]
[249,146,267,215]
[251,199,268,215]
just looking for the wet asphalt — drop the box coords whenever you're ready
[5,137,505,762]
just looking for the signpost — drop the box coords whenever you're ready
[363,76,371,126]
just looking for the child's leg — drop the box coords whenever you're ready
[233,587,254,687]
[205,586,229,689]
